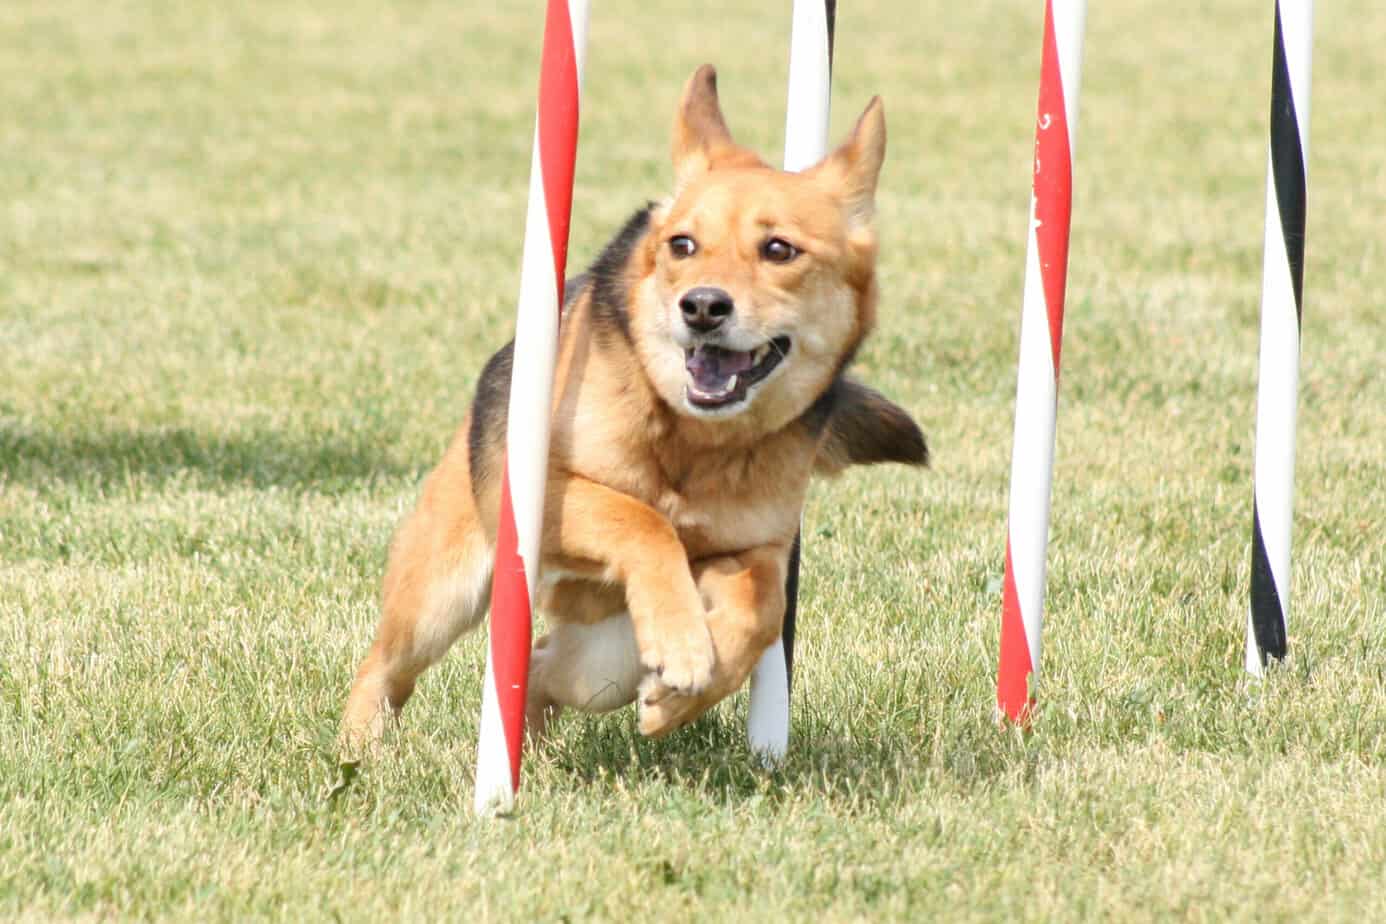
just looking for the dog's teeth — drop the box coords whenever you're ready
[727,374,738,392]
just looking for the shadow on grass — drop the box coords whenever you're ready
[0,422,417,495]
[534,702,1032,808]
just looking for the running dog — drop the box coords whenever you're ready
[340,65,926,754]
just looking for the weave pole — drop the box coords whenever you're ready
[475,0,590,817]
[1246,0,1313,676]
[996,0,1086,723]
[746,0,836,763]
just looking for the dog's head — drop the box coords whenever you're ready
[629,65,886,434]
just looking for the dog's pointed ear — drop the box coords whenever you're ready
[810,97,886,227]
[671,65,760,190]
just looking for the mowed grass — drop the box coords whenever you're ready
[3,0,1384,919]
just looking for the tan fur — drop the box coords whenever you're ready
[340,65,917,756]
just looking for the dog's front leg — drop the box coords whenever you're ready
[637,543,789,737]
[544,474,714,696]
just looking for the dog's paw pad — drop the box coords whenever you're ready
[638,674,673,706]
[637,689,694,738]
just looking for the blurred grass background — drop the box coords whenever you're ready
[2,1,1384,919]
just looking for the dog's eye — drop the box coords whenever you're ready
[668,235,697,259]
[761,237,799,264]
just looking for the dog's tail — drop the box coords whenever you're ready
[814,378,928,476]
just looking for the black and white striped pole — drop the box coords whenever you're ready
[1247,0,1313,676]
[746,0,836,761]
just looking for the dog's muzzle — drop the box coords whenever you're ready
[684,336,792,409]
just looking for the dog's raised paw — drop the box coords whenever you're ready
[640,620,714,696]
[637,684,697,738]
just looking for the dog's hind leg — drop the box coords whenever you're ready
[340,439,494,759]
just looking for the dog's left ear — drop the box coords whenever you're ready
[809,97,886,227]
[671,65,764,191]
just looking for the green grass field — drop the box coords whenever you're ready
[3,1,1384,919]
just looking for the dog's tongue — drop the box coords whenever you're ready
[686,345,755,392]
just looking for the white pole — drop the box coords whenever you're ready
[747,0,835,763]
[1246,0,1313,675]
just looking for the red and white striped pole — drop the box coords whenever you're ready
[475,0,590,817]
[996,0,1086,723]
[746,0,837,764]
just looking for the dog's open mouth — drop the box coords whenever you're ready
[684,336,792,409]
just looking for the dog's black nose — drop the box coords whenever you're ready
[679,287,733,333]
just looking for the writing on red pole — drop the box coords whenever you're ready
[1033,0,1073,375]
[490,475,533,790]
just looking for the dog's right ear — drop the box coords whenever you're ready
[671,65,762,191]
[808,97,886,230]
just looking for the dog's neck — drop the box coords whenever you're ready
[649,404,819,497]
